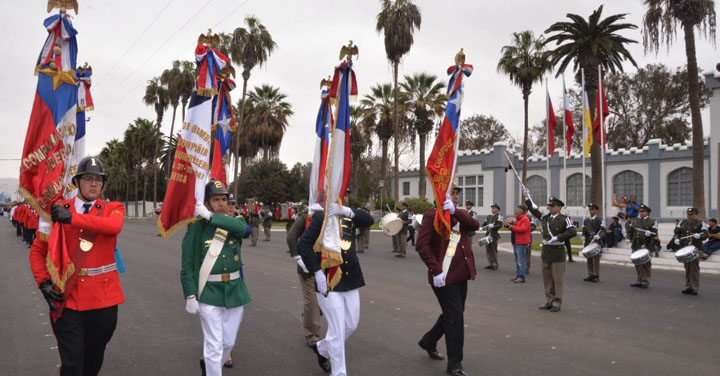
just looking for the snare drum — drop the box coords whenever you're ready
[630,249,651,265]
[580,243,602,258]
[412,214,423,232]
[380,213,403,236]
[675,245,700,264]
[477,236,493,247]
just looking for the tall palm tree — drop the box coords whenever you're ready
[643,0,715,218]
[245,84,293,161]
[143,77,169,210]
[228,16,277,197]
[124,118,157,217]
[98,139,127,203]
[545,5,638,210]
[178,60,196,122]
[362,83,395,197]
[376,0,422,202]
[400,72,445,199]
[350,104,373,194]
[160,62,183,177]
[497,31,552,187]
[232,98,260,176]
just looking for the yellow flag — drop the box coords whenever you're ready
[582,89,593,157]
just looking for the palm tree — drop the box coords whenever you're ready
[245,84,293,161]
[160,62,183,177]
[400,72,445,199]
[228,16,277,197]
[143,77,169,210]
[178,61,196,122]
[98,139,127,203]
[497,31,552,187]
[643,0,715,218]
[376,0,422,202]
[362,83,395,196]
[545,5,638,210]
[124,118,157,217]
[232,98,260,176]
[350,104,374,194]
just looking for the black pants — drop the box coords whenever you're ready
[565,240,573,260]
[52,305,118,376]
[24,229,36,245]
[420,281,468,371]
[16,222,22,237]
[407,227,415,246]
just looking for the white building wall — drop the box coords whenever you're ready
[660,159,709,219]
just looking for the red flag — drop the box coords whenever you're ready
[546,89,557,156]
[563,81,575,154]
[593,80,609,147]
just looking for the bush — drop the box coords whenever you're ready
[373,198,395,211]
[402,197,434,214]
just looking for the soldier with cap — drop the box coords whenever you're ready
[227,194,239,217]
[247,205,260,246]
[29,156,126,376]
[465,201,478,240]
[669,207,707,295]
[481,203,503,270]
[524,192,577,312]
[357,207,371,252]
[393,202,410,258]
[629,204,658,289]
[582,203,606,282]
[180,179,253,376]
[262,206,274,241]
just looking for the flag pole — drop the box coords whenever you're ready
[562,77,567,204]
[546,77,550,198]
[598,65,607,224]
[581,69,586,223]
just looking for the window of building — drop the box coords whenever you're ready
[566,173,591,206]
[667,167,692,206]
[613,170,644,203]
[402,181,410,196]
[456,175,483,206]
[526,175,547,203]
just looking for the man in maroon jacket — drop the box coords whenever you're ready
[415,187,480,376]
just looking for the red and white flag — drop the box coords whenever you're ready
[562,80,575,154]
[546,88,557,156]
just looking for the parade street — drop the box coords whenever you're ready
[2,219,719,376]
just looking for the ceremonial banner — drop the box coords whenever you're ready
[426,54,472,239]
[209,77,236,185]
[546,88,557,156]
[562,80,575,154]
[64,65,93,199]
[19,12,79,220]
[308,90,332,206]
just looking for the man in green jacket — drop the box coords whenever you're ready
[181,179,252,376]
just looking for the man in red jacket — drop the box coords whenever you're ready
[507,205,531,283]
[29,156,125,376]
[415,187,480,376]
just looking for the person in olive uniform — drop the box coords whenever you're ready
[297,202,374,376]
[247,209,260,246]
[286,207,323,346]
[465,200,477,240]
[481,203,503,270]
[357,207,371,252]
[629,204,658,289]
[181,179,253,376]
[669,207,708,295]
[582,203,606,282]
[262,206,273,241]
[393,202,410,258]
[525,193,577,312]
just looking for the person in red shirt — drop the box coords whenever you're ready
[24,209,39,247]
[507,205,531,283]
[415,187,480,376]
[29,156,125,376]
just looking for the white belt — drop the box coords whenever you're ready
[79,263,117,276]
[207,270,241,283]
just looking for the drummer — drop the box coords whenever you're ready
[630,204,658,289]
[582,203,605,283]
[673,207,708,295]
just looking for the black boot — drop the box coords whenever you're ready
[311,343,331,373]
[199,358,206,376]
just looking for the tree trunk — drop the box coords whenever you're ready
[125,168,130,216]
[392,62,400,203]
[521,90,529,190]
[142,168,147,217]
[152,112,163,211]
[134,171,139,218]
[380,138,389,198]
[584,66,602,213]
[683,22,706,218]
[166,105,178,178]
[418,132,427,199]
[233,73,250,198]
[181,99,187,122]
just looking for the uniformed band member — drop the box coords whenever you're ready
[181,179,252,376]
[465,200,477,240]
[481,203,502,270]
[287,207,323,347]
[297,201,374,376]
[582,203,605,282]
[393,202,410,258]
[355,207,371,252]
[671,207,707,295]
[262,206,273,241]
[416,187,480,376]
[525,193,577,312]
[247,209,260,246]
[629,204,658,289]
[228,194,238,217]
[29,156,125,376]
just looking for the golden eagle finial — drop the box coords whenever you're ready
[48,0,79,14]
[455,48,466,66]
[339,40,359,62]
[218,65,236,79]
[198,29,220,47]
[320,75,332,89]
[77,62,92,75]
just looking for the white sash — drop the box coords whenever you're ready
[198,228,228,299]
[441,222,462,278]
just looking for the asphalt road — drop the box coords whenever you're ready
[2,219,719,376]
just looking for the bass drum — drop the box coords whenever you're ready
[580,243,602,258]
[412,214,423,232]
[380,213,403,236]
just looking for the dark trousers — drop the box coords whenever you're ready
[24,229,36,245]
[52,306,118,376]
[407,227,415,246]
[565,240,573,260]
[420,281,468,372]
[16,222,22,237]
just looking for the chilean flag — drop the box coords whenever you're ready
[209,77,236,186]
[427,63,473,239]
[546,88,557,156]
[308,89,332,206]
[19,13,79,220]
[563,80,575,154]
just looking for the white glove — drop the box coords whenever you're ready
[185,296,199,314]
[674,238,681,245]
[644,231,652,237]
[328,203,354,218]
[433,272,447,288]
[293,255,309,273]
[692,233,701,239]
[593,234,600,240]
[522,187,531,199]
[442,195,455,215]
[548,236,558,244]
[314,270,328,295]
[487,224,494,230]
[194,203,212,221]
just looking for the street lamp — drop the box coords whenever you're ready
[379,180,385,217]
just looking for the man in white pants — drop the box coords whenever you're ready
[180,179,253,375]
[297,203,374,375]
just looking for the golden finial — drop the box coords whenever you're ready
[455,48,466,65]
[48,0,79,14]
[198,29,220,47]
[339,40,359,62]
[320,75,332,89]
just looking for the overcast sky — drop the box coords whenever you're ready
[0,0,716,179]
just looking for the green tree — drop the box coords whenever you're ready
[178,60,196,122]
[497,30,552,187]
[458,114,512,151]
[376,0,422,202]
[229,16,277,197]
[98,139,127,203]
[245,84,293,161]
[361,83,396,197]
[545,5,638,211]
[400,72,445,199]
[236,159,293,204]
[350,105,373,195]
[642,0,716,218]
[124,118,158,217]
[143,77,169,211]
[160,61,183,178]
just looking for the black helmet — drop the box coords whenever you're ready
[205,179,229,200]
[72,156,107,184]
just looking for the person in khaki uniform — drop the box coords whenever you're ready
[262,207,273,241]
[525,194,577,312]
[481,203,503,270]
[629,204,657,289]
[582,203,605,282]
[393,203,410,258]
[286,208,323,346]
[670,207,708,295]
[356,207,371,252]
[247,211,260,246]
